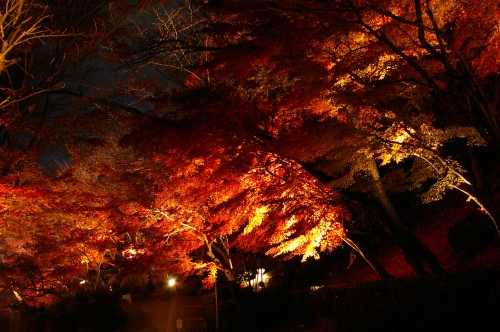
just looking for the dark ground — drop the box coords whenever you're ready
[240,267,500,331]
[1,266,499,331]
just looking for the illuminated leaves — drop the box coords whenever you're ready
[244,206,270,235]
[2,0,498,301]
[0,180,115,304]
[448,0,500,77]
[191,1,499,242]
[231,152,348,261]
[110,112,351,284]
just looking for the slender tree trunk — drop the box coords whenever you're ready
[469,147,500,234]
[207,242,236,281]
[343,236,393,280]
[365,157,444,274]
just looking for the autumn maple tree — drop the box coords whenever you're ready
[0,0,176,306]
[1,0,499,309]
[125,0,498,275]
[198,0,498,196]
[111,112,350,285]
[0,98,348,305]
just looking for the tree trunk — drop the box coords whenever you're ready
[343,236,393,280]
[207,242,236,282]
[469,147,500,235]
[365,157,444,274]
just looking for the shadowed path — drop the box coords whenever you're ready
[129,293,215,332]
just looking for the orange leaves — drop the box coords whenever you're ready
[230,150,348,260]
[132,112,349,272]
[119,201,146,216]
[243,206,269,235]
[378,124,413,165]
[309,97,336,116]
[471,24,500,77]
[266,219,345,262]
[201,263,218,289]
[10,0,499,296]
[0,148,147,302]
[356,105,386,130]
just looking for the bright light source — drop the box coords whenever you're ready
[13,290,23,301]
[310,285,324,292]
[80,280,87,285]
[168,278,176,287]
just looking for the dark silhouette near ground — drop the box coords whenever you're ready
[219,287,241,332]
[1,267,498,331]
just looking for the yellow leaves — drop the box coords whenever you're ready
[266,214,344,262]
[189,261,217,289]
[309,96,345,118]
[193,261,208,270]
[419,126,486,149]
[200,262,218,289]
[325,60,335,70]
[380,126,412,165]
[301,224,327,261]
[0,185,50,233]
[280,189,292,199]
[428,0,464,28]
[346,29,374,47]
[243,205,269,235]
[182,157,206,176]
[302,220,344,261]
[353,53,397,82]
[284,215,298,232]
[266,234,307,258]
[267,215,297,245]
[78,245,100,265]
[334,73,362,90]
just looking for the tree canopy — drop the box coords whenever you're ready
[1,0,498,307]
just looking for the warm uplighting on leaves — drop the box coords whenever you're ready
[2,0,497,310]
[243,206,269,234]
[123,247,145,259]
[380,126,412,165]
[354,53,396,81]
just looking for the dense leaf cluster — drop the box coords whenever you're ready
[0,0,498,307]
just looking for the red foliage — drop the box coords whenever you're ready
[1,0,498,304]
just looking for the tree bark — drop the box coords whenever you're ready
[207,241,236,282]
[343,236,393,280]
[469,147,500,234]
[365,157,444,274]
